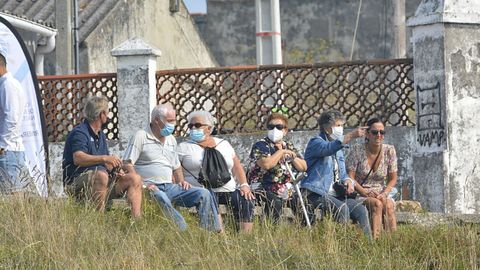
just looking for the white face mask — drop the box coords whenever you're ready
[267,128,284,143]
[330,126,344,141]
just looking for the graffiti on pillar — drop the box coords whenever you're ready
[416,82,445,147]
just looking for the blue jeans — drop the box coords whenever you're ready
[0,150,26,192]
[306,192,372,238]
[149,182,221,232]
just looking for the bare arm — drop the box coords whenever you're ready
[342,126,367,144]
[291,156,307,172]
[348,170,356,180]
[122,162,137,174]
[73,151,122,170]
[232,155,248,185]
[173,167,190,190]
[255,149,287,170]
[349,170,369,197]
[172,167,185,183]
[383,172,397,195]
[232,155,255,200]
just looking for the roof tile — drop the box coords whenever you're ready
[0,0,118,41]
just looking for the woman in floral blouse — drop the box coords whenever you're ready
[346,118,398,238]
[248,113,307,223]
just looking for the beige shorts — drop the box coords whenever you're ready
[65,170,123,201]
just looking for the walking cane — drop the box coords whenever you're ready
[284,162,311,228]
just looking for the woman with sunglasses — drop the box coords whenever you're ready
[178,111,255,233]
[300,109,372,237]
[248,113,307,223]
[346,118,398,238]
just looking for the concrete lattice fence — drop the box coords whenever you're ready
[39,59,415,142]
[156,59,415,136]
[38,73,119,142]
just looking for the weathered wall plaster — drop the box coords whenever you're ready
[82,0,216,73]
[444,24,480,213]
[194,0,422,66]
[408,0,480,213]
[112,38,160,142]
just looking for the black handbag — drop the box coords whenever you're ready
[331,152,357,199]
[333,181,358,199]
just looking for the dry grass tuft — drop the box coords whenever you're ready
[0,195,477,269]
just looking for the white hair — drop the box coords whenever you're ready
[84,95,109,122]
[151,103,174,121]
[187,110,216,129]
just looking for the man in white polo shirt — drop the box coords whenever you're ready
[123,103,221,231]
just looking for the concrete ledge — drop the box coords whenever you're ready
[112,199,480,225]
[396,212,480,226]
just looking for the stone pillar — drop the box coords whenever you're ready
[55,0,72,74]
[111,38,161,143]
[408,0,480,213]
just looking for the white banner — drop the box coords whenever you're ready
[0,17,48,196]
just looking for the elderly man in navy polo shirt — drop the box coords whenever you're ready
[62,95,142,218]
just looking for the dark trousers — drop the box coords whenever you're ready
[257,190,298,224]
[211,189,255,223]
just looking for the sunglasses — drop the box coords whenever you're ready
[188,123,208,129]
[267,124,286,130]
[369,130,386,135]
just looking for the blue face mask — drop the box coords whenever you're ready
[189,129,205,142]
[160,122,175,137]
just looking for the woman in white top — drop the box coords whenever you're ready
[178,111,255,233]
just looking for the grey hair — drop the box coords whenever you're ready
[151,103,174,121]
[83,95,109,122]
[187,110,216,132]
[318,109,345,132]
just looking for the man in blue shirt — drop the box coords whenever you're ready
[301,109,371,238]
[63,95,142,218]
[0,50,27,192]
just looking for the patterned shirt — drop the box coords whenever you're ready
[346,143,398,192]
[248,137,303,197]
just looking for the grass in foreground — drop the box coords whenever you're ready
[0,196,478,269]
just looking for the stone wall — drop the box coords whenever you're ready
[49,126,416,202]
[193,0,422,66]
